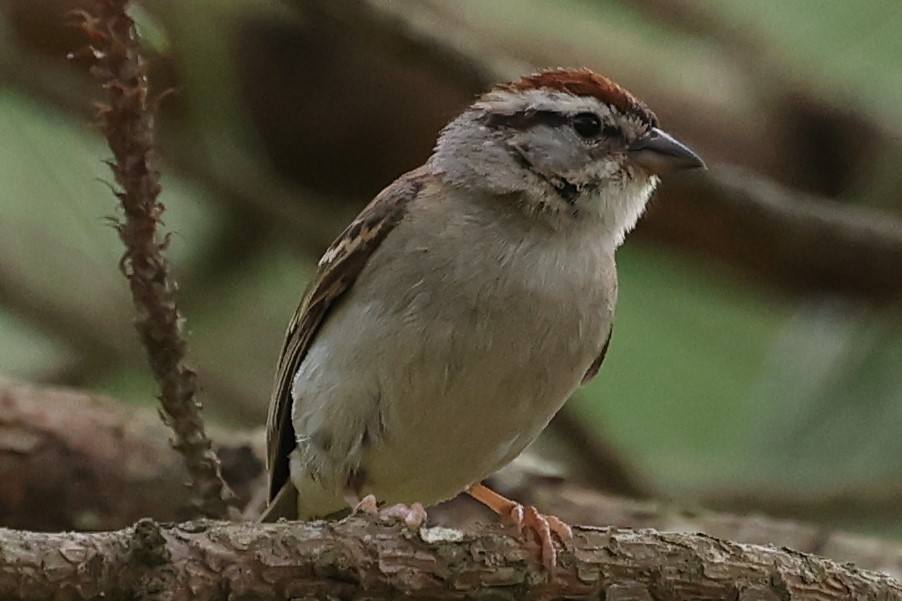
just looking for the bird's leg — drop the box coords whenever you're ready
[467,483,572,570]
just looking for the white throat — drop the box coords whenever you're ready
[575,175,659,247]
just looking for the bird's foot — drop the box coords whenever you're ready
[503,503,572,570]
[345,493,426,530]
[467,483,571,571]
[348,493,379,515]
[379,502,428,530]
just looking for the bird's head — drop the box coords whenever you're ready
[430,68,704,243]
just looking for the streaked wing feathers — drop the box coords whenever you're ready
[265,167,430,501]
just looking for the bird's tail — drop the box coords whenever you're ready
[259,481,299,522]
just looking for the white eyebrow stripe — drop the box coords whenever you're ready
[475,89,618,120]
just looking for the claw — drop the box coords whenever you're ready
[467,483,571,570]
[349,493,378,515]
[380,502,428,530]
[344,492,427,530]
[517,505,572,570]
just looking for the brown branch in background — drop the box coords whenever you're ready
[543,406,652,498]
[0,379,262,531]
[1,517,900,601]
[644,167,902,300]
[77,0,234,517]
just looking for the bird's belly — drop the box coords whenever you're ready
[362,384,562,506]
[357,293,608,505]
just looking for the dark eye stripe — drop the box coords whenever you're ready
[481,108,622,140]
[602,124,621,137]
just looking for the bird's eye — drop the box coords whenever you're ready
[571,112,602,138]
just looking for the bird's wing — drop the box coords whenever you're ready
[580,273,617,385]
[580,326,613,385]
[265,167,432,503]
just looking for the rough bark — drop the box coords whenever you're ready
[1,517,900,601]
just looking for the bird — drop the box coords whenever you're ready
[263,67,704,568]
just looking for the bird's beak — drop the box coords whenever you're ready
[629,127,706,175]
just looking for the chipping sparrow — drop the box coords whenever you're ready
[264,68,704,567]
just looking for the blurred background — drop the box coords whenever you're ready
[1,0,900,536]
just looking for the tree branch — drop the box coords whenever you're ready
[0,517,899,601]
[495,471,902,579]
[3,379,902,578]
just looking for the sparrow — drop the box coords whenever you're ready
[263,68,704,567]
